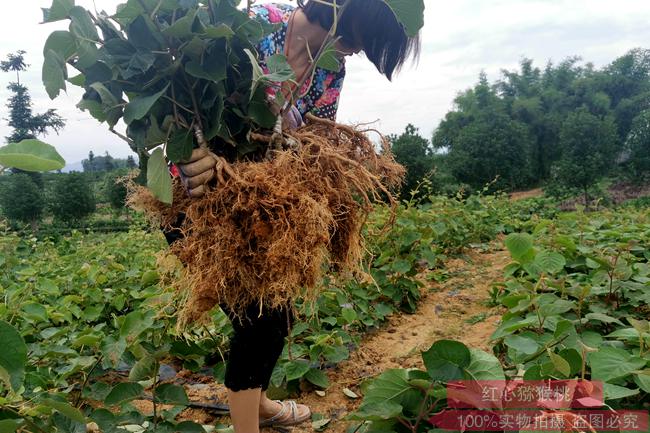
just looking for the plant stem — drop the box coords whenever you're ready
[163,95,195,117]
[4,407,49,433]
[182,73,204,131]
[152,360,160,428]
[74,355,103,407]
[413,384,436,431]
[109,127,135,147]
[396,416,414,432]
[503,335,569,370]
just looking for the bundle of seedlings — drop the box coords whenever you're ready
[41,0,421,323]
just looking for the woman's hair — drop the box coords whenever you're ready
[299,0,420,81]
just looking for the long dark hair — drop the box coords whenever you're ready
[299,0,420,81]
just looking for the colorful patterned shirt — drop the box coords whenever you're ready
[250,3,346,121]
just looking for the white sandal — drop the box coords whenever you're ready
[258,399,311,427]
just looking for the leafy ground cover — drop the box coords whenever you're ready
[348,206,650,432]
[0,192,518,432]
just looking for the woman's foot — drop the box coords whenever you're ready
[258,399,311,426]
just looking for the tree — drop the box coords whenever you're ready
[0,50,27,84]
[0,173,44,230]
[50,173,96,222]
[2,51,65,144]
[82,151,117,173]
[103,170,128,210]
[434,73,534,191]
[626,110,650,176]
[126,155,137,169]
[390,124,435,200]
[552,108,618,206]
[448,111,534,191]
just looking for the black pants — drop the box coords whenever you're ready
[220,301,293,391]
[163,217,294,391]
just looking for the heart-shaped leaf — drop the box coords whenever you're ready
[0,139,65,172]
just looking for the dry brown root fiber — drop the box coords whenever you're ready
[128,118,404,325]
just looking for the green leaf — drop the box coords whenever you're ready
[534,251,566,275]
[88,82,122,127]
[72,334,102,348]
[129,356,156,381]
[128,15,165,50]
[341,307,357,324]
[188,44,229,81]
[147,147,173,204]
[284,360,310,381]
[315,46,340,72]
[466,349,505,381]
[0,139,65,172]
[203,24,235,39]
[248,98,276,128]
[547,350,571,378]
[422,340,471,382]
[69,6,99,41]
[175,421,206,433]
[264,54,296,82]
[358,369,420,413]
[119,311,154,341]
[43,49,67,99]
[588,347,647,382]
[101,336,127,368]
[305,368,329,388]
[140,270,160,287]
[347,401,403,421]
[583,313,624,326]
[165,127,194,165]
[42,0,74,22]
[391,258,412,274]
[505,233,534,263]
[634,371,650,393]
[104,382,144,405]
[243,48,266,95]
[43,30,76,60]
[0,321,27,392]
[162,13,197,39]
[538,299,575,318]
[22,303,48,322]
[41,398,86,423]
[123,85,169,125]
[381,0,425,37]
[154,383,189,405]
[504,335,539,355]
[559,349,582,376]
[112,0,145,26]
[0,420,23,433]
[602,383,639,401]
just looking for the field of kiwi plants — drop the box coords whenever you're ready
[0,192,648,433]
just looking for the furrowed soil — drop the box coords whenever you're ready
[144,238,512,432]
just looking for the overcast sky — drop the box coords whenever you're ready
[1,0,649,166]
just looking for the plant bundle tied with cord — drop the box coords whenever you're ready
[41,0,424,324]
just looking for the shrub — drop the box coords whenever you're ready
[103,170,128,210]
[50,172,96,222]
[0,173,44,229]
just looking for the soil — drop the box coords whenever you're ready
[134,239,512,432]
[509,188,543,201]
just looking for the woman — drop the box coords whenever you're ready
[174,0,420,430]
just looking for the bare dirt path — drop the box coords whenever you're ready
[170,240,512,432]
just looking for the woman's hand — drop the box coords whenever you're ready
[177,147,217,198]
[283,106,304,130]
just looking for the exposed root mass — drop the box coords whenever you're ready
[127,118,404,324]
